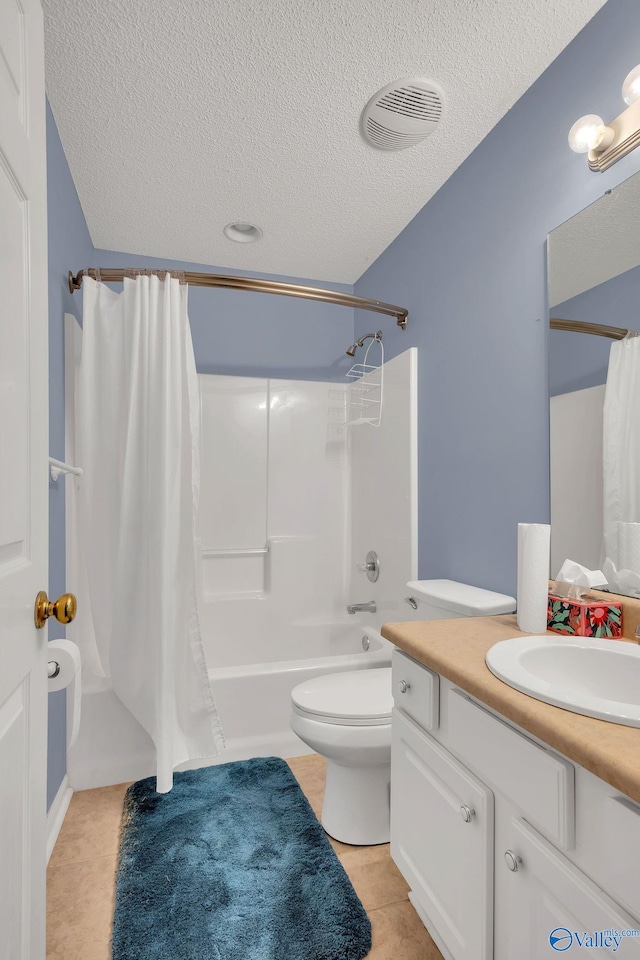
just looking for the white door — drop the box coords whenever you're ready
[0,0,49,956]
[391,710,494,960]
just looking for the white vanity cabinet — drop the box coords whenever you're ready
[391,648,640,960]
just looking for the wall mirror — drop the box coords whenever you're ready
[548,171,640,597]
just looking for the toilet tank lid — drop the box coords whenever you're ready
[405,579,516,616]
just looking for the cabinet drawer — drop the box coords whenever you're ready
[392,649,439,731]
[448,688,574,848]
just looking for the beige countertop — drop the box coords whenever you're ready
[381,614,640,805]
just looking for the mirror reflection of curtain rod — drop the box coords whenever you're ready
[68,269,409,328]
[550,318,630,340]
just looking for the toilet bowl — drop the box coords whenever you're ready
[290,667,392,845]
[290,581,517,846]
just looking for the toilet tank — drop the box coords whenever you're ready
[405,579,516,620]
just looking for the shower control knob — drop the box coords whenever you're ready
[460,805,475,823]
[399,680,410,694]
[504,850,522,872]
[34,591,77,629]
[355,550,380,582]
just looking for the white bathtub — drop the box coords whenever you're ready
[67,625,392,790]
[208,626,392,761]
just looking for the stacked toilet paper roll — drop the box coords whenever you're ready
[617,522,640,573]
[48,639,81,747]
[517,523,551,634]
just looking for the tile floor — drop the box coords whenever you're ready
[47,754,443,959]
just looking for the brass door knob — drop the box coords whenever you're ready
[34,591,77,629]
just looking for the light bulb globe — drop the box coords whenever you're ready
[568,114,606,154]
[623,65,640,106]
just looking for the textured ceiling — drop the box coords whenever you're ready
[44,0,605,284]
[549,169,640,307]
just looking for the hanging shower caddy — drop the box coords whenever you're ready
[344,335,384,426]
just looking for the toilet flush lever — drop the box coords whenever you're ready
[404,597,418,610]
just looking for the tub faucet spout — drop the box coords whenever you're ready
[346,601,377,614]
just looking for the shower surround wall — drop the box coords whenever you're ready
[348,348,418,618]
[201,350,417,762]
[198,375,349,667]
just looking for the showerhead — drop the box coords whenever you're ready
[345,330,383,357]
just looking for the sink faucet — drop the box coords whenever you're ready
[346,601,377,614]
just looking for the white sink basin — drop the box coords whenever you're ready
[486,635,640,727]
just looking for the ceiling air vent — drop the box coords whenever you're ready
[361,78,444,151]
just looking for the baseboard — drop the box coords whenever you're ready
[46,774,73,863]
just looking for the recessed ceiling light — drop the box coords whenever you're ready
[223,222,263,243]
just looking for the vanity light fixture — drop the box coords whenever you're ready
[569,65,640,171]
[622,64,640,106]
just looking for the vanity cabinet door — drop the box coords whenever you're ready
[495,816,640,960]
[391,709,493,960]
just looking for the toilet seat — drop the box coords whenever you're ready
[291,667,392,726]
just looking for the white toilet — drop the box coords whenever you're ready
[291,667,393,845]
[290,579,516,846]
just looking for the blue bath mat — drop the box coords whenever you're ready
[112,757,371,960]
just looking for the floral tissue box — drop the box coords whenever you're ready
[547,593,622,638]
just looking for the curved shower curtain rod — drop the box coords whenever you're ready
[550,317,630,340]
[68,268,409,328]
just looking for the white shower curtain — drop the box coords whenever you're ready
[603,332,640,575]
[77,275,224,791]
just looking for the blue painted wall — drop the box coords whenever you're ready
[549,263,640,396]
[354,0,640,596]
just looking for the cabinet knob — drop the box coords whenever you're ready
[399,680,410,694]
[459,805,475,823]
[504,850,522,872]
